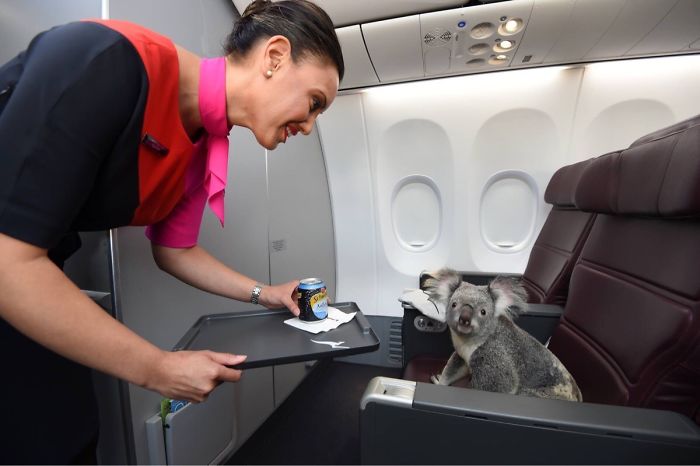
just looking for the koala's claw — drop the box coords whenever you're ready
[430,374,441,384]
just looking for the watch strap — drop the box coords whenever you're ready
[250,284,263,304]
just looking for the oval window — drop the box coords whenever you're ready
[392,176,441,251]
[480,171,537,252]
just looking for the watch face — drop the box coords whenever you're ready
[251,285,262,304]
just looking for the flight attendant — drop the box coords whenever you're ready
[0,0,343,462]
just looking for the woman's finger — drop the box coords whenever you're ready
[217,366,244,383]
[207,351,247,366]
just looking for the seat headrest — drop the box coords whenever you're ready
[576,121,700,217]
[544,159,593,208]
[629,114,700,148]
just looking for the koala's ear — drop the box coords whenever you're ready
[422,268,462,304]
[488,276,528,318]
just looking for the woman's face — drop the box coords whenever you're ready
[253,55,339,150]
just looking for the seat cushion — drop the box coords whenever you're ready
[402,355,470,388]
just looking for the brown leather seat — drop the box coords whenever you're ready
[521,159,597,306]
[549,116,700,424]
[403,116,700,426]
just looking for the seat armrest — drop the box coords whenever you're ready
[361,377,700,464]
[519,303,564,318]
[412,382,699,444]
[515,303,564,344]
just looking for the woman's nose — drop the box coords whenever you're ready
[299,116,315,135]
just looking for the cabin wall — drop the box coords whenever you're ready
[318,54,700,317]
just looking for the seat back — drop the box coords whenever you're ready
[548,117,700,424]
[521,159,596,306]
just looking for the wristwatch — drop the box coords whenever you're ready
[250,284,263,305]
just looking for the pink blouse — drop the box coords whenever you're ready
[145,57,230,247]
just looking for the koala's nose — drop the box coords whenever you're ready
[458,308,472,327]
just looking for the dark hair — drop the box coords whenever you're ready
[225,0,344,81]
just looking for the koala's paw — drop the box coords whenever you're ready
[430,374,441,384]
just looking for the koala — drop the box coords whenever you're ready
[423,268,582,402]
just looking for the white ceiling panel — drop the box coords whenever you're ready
[512,0,575,66]
[627,0,700,56]
[336,25,379,89]
[232,0,467,27]
[584,0,675,60]
[542,0,626,64]
[362,15,425,82]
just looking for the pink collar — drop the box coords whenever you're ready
[198,57,231,226]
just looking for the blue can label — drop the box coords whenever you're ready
[298,278,328,322]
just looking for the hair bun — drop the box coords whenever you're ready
[241,0,271,18]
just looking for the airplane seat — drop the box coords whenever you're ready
[548,117,700,422]
[520,158,597,306]
[401,158,597,386]
[360,118,700,464]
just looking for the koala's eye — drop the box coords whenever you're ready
[451,302,457,308]
[480,309,486,316]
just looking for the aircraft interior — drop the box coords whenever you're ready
[1,0,699,464]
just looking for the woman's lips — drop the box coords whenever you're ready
[281,125,299,143]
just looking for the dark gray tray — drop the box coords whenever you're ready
[173,302,379,369]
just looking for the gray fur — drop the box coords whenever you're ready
[424,268,582,402]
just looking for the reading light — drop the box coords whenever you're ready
[499,18,523,36]
[488,54,509,65]
[505,19,519,33]
[494,40,515,53]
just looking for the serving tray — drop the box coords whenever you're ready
[173,302,379,369]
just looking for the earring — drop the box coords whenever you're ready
[266,70,273,78]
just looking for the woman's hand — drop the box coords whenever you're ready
[145,350,247,403]
[259,280,301,316]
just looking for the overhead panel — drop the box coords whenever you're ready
[307,0,467,27]
[584,0,675,60]
[231,0,466,27]
[512,0,575,66]
[336,25,380,89]
[419,0,534,76]
[362,15,424,83]
[627,0,700,56]
[542,0,626,64]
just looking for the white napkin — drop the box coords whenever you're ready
[398,288,447,323]
[284,306,356,334]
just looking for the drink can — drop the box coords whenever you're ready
[298,278,328,322]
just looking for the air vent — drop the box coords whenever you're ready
[439,30,453,42]
[425,27,452,46]
[388,319,403,365]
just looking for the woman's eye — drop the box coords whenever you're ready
[310,98,321,112]
[480,309,486,316]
